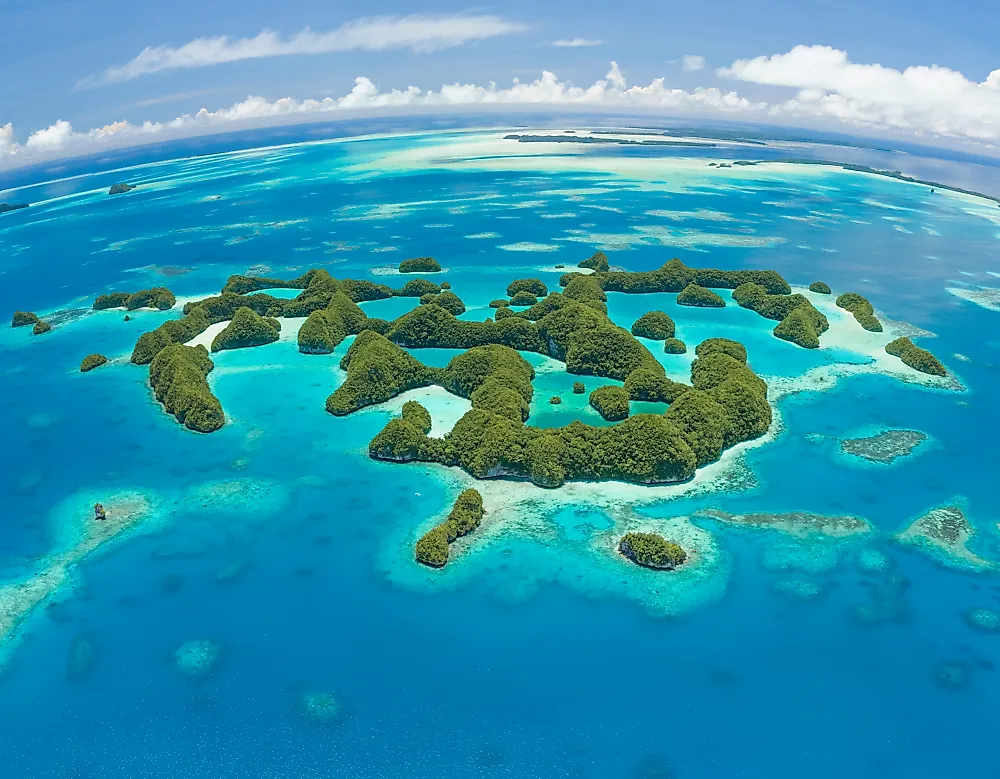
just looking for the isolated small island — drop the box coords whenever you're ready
[80,353,108,373]
[415,487,485,567]
[619,532,687,570]
[108,183,136,195]
[94,287,176,311]
[0,203,29,215]
[399,257,441,273]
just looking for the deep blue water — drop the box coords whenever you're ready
[1,126,999,778]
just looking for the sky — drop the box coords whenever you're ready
[2,0,1000,167]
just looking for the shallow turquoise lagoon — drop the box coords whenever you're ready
[1,127,999,778]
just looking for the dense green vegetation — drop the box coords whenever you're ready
[677,284,726,308]
[578,251,610,272]
[836,292,883,332]
[619,532,687,570]
[399,257,442,273]
[95,288,176,310]
[631,311,676,340]
[108,183,135,195]
[148,344,224,432]
[885,337,947,376]
[489,299,509,308]
[507,278,548,297]
[222,270,316,295]
[549,396,562,405]
[93,292,132,310]
[211,307,281,352]
[420,290,466,315]
[733,282,830,348]
[414,489,485,567]
[623,368,690,404]
[440,281,451,290]
[131,308,211,364]
[509,291,539,306]
[327,331,436,416]
[32,320,52,335]
[589,385,630,421]
[695,338,747,363]
[80,354,108,372]
[573,381,586,394]
[587,257,791,295]
[663,338,687,354]
[11,311,38,327]
[809,281,832,294]
[396,278,441,297]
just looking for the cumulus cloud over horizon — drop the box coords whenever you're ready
[720,44,1000,141]
[5,47,1000,167]
[2,62,763,165]
[84,14,530,86]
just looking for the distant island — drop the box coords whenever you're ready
[0,203,29,215]
[108,183,136,195]
[733,159,1000,207]
[504,134,718,148]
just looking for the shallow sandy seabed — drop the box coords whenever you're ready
[0,488,167,664]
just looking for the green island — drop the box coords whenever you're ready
[420,290,466,315]
[663,338,687,354]
[507,278,548,297]
[733,283,829,348]
[809,281,832,294]
[836,292,883,332]
[618,532,687,570]
[80,354,108,372]
[94,287,176,311]
[0,203,29,215]
[885,337,946,376]
[509,291,539,306]
[589,385,630,421]
[11,311,40,327]
[13,311,53,334]
[677,284,726,308]
[414,488,485,567]
[108,183,136,195]
[631,311,676,340]
[399,257,442,273]
[149,344,224,432]
[578,251,610,272]
[549,396,562,405]
[572,381,586,394]
[211,307,280,352]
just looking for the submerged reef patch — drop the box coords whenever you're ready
[697,509,872,540]
[840,429,928,464]
[895,505,995,571]
[173,639,221,677]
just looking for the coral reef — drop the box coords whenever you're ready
[840,429,927,463]
[173,639,221,677]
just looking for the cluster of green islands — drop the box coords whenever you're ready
[16,252,944,475]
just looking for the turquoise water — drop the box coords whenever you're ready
[1,127,1000,777]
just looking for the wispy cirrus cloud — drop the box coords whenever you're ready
[551,38,603,47]
[81,14,529,87]
[720,45,1000,141]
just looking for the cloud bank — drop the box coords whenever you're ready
[86,14,529,86]
[721,45,1000,141]
[6,47,1000,168]
[3,63,763,166]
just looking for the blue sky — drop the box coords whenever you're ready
[2,0,999,164]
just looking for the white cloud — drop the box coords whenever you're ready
[552,38,603,47]
[2,62,764,165]
[0,123,16,158]
[682,55,706,72]
[720,45,1000,141]
[86,14,529,86]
